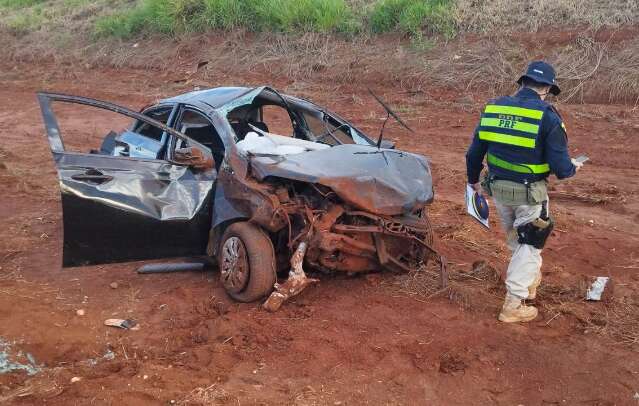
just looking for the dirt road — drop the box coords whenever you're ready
[1,63,638,405]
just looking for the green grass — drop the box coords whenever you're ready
[0,0,45,7]
[370,0,455,38]
[95,0,361,38]
[4,3,46,35]
[93,0,452,39]
[0,0,457,40]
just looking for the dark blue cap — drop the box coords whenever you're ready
[517,61,561,95]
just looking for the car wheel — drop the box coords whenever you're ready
[218,222,276,302]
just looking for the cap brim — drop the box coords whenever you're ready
[518,74,561,95]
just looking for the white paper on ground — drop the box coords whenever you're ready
[586,276,610,301]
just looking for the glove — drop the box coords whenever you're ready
[571,158,584,171]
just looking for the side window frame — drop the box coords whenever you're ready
[37,93,202,165]
[168,104,224,160]
[258,102,304,139]
[134,104,178,160]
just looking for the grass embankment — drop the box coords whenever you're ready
[0,0,457,39]
[1,0,638,104]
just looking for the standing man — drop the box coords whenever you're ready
[466,61,582,323]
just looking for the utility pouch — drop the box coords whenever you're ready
[489,178,548,205]
[527,180,549,205]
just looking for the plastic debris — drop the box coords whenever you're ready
[104,319,138,330]
[0,338,40,376]
[586,277,610,301]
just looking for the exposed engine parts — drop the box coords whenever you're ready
[257,181,447,309]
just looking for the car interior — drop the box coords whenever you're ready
[226,93,362,147]
[176,109,225,170]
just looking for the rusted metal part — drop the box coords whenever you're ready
[174,147,214,170]
[263,242,318,312]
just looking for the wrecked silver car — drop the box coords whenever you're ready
[39,87,446,310]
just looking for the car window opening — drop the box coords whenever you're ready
[225,91,363,156]
[176,109,225,170]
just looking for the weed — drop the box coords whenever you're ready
[5,6,45,35]
[0,0,45,8]
[369,0,456,38]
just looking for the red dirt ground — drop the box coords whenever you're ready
[1,60,638,405]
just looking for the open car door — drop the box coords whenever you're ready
[38,92,217,267]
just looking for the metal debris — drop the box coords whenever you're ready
[263,242,319,312]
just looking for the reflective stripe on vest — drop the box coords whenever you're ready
[483,105,544,120]
[478,131,536,148]
[479,104,545,149]
[487,153,550,174]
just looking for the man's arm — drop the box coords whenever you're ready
[543,112,576,179]
[466,126,488,185]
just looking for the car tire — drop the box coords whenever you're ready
[218,222,276,302]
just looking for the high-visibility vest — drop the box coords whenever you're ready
[478,97,551,181]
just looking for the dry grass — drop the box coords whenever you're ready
[389,260,504,311]
[389,260,639,347]
[0,377,62,403]
[177,384,239,405]
[4,15,639,105]
[454,0,639,33]
[413,34,639,105]
[2,1,639,105]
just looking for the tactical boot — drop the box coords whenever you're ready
[498,294,538,323]
[527,272,542,300]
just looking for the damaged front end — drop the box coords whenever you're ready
[258,180,447,311]
[221,143,448,311]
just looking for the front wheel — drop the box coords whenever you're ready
[218,222,277,302]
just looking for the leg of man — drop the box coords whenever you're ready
[494,200,543,322]
[494,201,542,298]
[494,201,517,252]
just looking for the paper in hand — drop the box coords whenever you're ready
[466,184,490,229]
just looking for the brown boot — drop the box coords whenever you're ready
[498,294,538,323]
[527,272,542,300]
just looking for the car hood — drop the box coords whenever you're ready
[248,144,433,216]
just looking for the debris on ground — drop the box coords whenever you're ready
[104,319,138,330]
[586,277,610,301]
[0,338,40,376]
[137,263,205,274]
[263,241,319,312]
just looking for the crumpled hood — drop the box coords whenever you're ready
[249,144,434,216]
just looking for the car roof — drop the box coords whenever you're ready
[160,86,254,109]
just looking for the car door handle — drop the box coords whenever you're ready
[71,171,113,184]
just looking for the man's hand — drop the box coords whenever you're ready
[571,158,584,171]
[470,182,483,196]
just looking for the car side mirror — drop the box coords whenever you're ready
[174,146,214,170]
[379,139,396,149]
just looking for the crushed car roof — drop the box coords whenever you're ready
[161,86,253,108]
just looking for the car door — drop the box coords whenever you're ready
[38,92,217,267]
